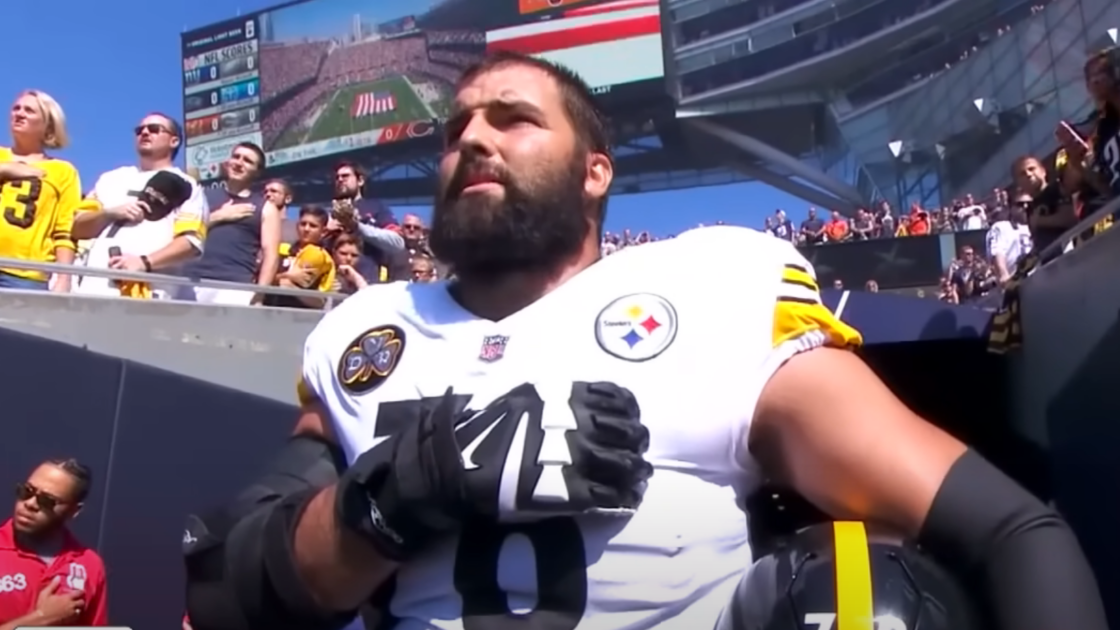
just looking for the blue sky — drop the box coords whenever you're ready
[2,0,813,237]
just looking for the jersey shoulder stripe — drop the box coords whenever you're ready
[771,252,861,350]
[777,263,820,304]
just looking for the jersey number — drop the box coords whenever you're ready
[374,386,589,630]
[2,178,42,229]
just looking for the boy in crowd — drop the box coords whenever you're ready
[267,205,335,309]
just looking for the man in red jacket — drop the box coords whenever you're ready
[0,459,108,628]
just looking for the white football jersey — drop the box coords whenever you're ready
[300,226,861,630]
[75,165,209,296]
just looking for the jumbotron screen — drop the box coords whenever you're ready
[181,0,666,180]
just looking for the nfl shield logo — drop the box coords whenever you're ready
[479,335,509,362]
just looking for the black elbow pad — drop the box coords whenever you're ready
[183,434,353,630]
[185,488,356,630]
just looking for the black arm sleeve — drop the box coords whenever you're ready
[918,448,1108,630]
[184,435,356,630]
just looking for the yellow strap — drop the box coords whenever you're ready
[833,521,874,630]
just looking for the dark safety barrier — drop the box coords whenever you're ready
[821,288,992,343]
[799,230,985,289]
[1016,216,1120,626]
[0,326,296,629]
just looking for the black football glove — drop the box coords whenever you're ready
[567,381,653,513]
[510,381,653,517]
[335,387,471,562]
[335,381,654,562]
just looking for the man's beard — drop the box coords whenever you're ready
[429,154,590,278]
[335,184,356,199]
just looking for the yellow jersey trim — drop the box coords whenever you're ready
[780,263,819,295]
[174,216,206,240]
[296,375,317,405]
[833,521,874,630]
[773,264,862,349]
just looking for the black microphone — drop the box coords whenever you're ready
[137,171,193,222]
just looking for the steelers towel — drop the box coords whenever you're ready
[987,252,1038,354]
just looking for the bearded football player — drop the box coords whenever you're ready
[184,51,1107,630]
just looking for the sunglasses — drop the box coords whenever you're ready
[134,123,169,136]
[15,483,63,511]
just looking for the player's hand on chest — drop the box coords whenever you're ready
[366,378,654,520]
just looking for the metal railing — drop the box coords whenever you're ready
[0,257,350,309]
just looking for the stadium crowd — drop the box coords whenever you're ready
[0,96,440,306]
[0,37,1117,311]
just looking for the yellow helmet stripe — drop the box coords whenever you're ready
[833,521,874,630]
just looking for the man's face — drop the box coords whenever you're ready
[335,167,362,198]
[1009,198,1030,224]
[225,146,262,184]
[402,214,426,247]
[297,214,326,244]
[264,181,291,210]
[1015,159,1046,191]
[807,208,816,219]
[135,115,178,160]
[431,63,609,277]
[961,247,974,262]
[13,465,80,537]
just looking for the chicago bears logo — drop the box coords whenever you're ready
[338,326,406,394]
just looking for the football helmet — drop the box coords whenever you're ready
[717,521,981,630]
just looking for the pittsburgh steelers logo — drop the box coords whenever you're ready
[594,294,678,362]
[337,325,406,394]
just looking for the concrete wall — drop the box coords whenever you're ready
[0,292,318,404]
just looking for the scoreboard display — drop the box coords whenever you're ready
[182,0,666,179]
[181,16,261,177]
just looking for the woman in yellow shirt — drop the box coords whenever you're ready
[0,90,80,291]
